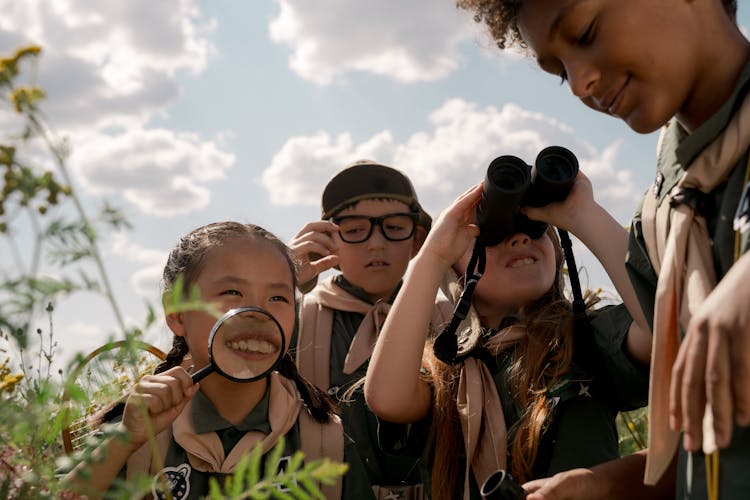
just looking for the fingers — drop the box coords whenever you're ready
[290,224,339,257]
[706,323,733,448]
[523,471,586,500]
[134,367,195,417]
[675,321,708,452]
[732,325,750,426]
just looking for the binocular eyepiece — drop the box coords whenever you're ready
[480,469,527,500]
[476,146,579,246]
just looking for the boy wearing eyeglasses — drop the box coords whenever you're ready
[290,159,431,499]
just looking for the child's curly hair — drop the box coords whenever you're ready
[456,0,524,50]
[457,0,737,50]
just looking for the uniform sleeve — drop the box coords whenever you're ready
[376,415,431,459]
[625,203,658,331]
[587,303,650,411]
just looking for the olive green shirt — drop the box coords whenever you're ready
[626,60,750,500]
[380,303,648,499]
[327,275,428,492]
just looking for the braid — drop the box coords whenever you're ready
[154,336,189,374]
[276,353,338,423]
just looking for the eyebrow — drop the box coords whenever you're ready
[211,276,293,292]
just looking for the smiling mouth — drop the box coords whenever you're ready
[366,260,389,268]
[225,334,279,355]
[508,257,536,268]
[606,75,631,116]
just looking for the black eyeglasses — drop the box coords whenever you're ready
[331,212,419,243]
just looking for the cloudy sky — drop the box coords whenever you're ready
[3,1,748,373]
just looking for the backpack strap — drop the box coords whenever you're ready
[297,293,335,391]
[299,406,345,499]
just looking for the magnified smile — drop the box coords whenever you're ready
[225,331,279,358]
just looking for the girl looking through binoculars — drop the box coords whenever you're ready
[365,170,653,499]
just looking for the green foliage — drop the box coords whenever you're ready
[617,408,649,455]
[205,439,348,500]
[0,45,129,348]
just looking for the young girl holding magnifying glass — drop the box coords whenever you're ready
[64,221,374,499]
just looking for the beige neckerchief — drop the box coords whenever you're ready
[641,92,750,485]
[172,372,302,473]
[306,276,391,375]
[439,269,525,497]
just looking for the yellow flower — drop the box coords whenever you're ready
[0,372,24,394]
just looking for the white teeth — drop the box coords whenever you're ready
[228,338,276,354]
[510,257,535,268]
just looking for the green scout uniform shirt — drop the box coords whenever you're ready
[626,60,750,500]
[328,275,428,492]
[380,303,648,499]
[139,384,374,500]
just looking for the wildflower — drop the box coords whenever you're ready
[0,372,24,394]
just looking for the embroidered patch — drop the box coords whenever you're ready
[272,455,297,493]
[152,463,191,500]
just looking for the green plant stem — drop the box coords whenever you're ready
[27,114,126,334]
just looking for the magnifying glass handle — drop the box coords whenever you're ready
[191,365,213,383]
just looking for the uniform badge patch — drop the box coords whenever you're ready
[152,463,191,500]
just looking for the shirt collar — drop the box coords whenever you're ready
[333,274,401,305]
[191,385,272,434]
[677,59,750,167]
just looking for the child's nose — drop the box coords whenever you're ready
[565,59,599,100]
[506,233,531,247]
[367,223,387,247]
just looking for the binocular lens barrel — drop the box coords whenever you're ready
[526,146,579,207]
[476,146,578,246]
[476,156,529,245]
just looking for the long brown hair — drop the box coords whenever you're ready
[155,221,337,423]
[427,229,575,498]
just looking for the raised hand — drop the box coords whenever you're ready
[288,220,340,287]
[121,366,198,446]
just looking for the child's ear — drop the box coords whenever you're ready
[411,227,428,256]
[165,312,187,337]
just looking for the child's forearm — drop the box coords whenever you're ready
[570,203,652,363]
[63,427,140,497]
[365,251,441,423]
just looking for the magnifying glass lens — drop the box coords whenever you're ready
[208,308,285,381]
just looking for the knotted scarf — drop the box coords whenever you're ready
[172,372,302,473]
[641,91,750,484]
[438,269,526,497]
[297,276,390,391]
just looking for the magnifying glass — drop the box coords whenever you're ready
[191,306,286,383]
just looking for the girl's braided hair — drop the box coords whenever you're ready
[155,221,337,423]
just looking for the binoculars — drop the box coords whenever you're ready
[476,146,579,246]
[480,469,527,500]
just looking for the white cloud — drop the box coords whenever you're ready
[0,0,236,217]
[262,98,641,224]
[1,0,215,130]
[269,0,478,84]
[109,232,166,300]
[70,128,236,216]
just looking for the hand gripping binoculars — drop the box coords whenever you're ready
[432,146,581,365]
[476,146,579,246]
